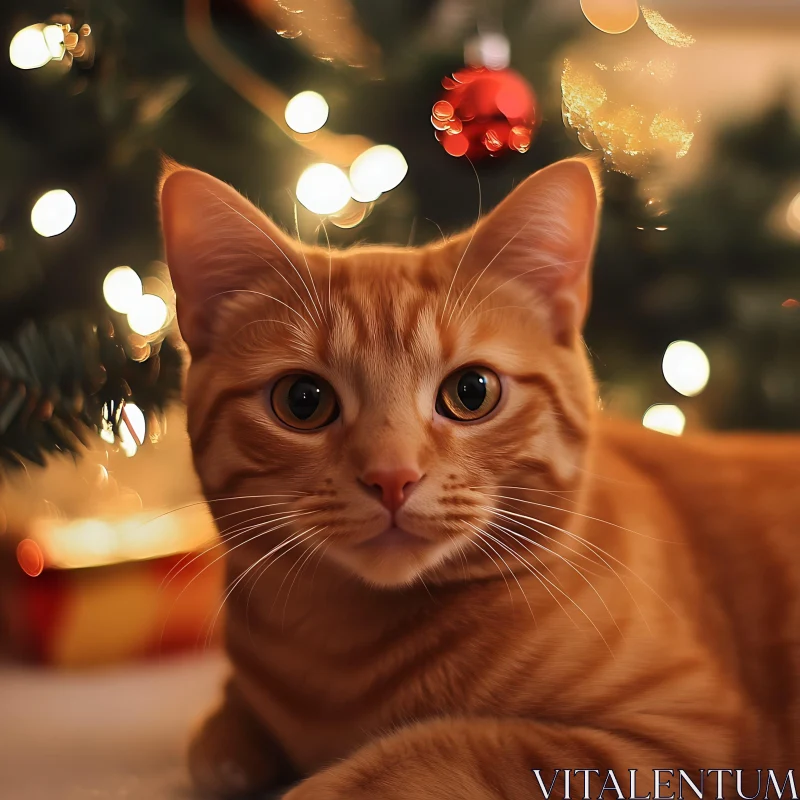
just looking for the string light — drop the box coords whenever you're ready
[296,163,352,215]
[285,91,329,134]
[642,404,686,437]
[349,145,408,203]
[580,0,640,34]
[103,267,143,313]
[662,340,710,397]
[30,189,76,237]
[127,294,168,336]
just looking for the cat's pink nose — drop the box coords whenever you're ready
[361,468,423,512]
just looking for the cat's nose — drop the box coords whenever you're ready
[360,467,423,512]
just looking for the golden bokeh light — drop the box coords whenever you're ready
[662,340,710,397]
[641,8,696,48]
[296,163,352,215]
[9,24,61,70]
[285,91,330,134]
[122,402,146,446]
[349,145,408,203]
[127,294,169,336]
[580,0,640,35]
[30,189,77,237]
[103,267,143,313]
[642,404,686,437]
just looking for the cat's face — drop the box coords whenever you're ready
[161,159,600,588]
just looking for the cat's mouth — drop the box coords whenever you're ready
[354,526,431,551]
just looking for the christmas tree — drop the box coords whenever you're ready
[1,0,798,472]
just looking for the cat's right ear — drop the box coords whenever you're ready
[160,166,298,357]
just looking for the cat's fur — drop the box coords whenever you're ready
[160,159,800,799]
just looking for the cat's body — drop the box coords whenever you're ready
[160,160,800,799]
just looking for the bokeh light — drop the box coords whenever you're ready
[30,189,77,237]
[642,404,686,437]
[349,145,408,202]
[285,91,329,134]
[296,163,352,215]
[103,267,143,313]
[117,422,138,458]
[662,340,710,397]
[16,538,44,577]
[122,402,146,446]
[127,294,168,336]
[9,24,56,70]
[579,0,641,35]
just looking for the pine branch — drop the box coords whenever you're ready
[0,316,183,470]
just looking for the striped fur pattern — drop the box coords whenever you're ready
[159,160,800,799]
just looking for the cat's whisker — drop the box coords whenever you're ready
[164,512,313,630]
[471,524,572,628]
[486,505,631,592]
[446,532,471,582]
[205,526,320,650]
[440,156,481,326]
[165,521,311,654]
[483,519,563,585]
[318,218,333,317]
[485,518,622,637]
[463,524,518,611]
[456,257,586,327]
[252,526,325,631]
[234,244,319,329]
[477,525,612,652]
[203,189,320,329]
[280,530,331,629]
[293,201,327,325]
[485,505,671,626]
[161,509,313,592]
[486,492,671,542]
[466,524,534,622]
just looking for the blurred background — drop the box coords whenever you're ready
[0,0,798,796]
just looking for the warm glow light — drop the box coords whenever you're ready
[642,404,686,437]
[662,340,710,397]
[9,24,50,69]
[118,423,138,457]
[787,192,800,236]
[296,163,352,215]
[580,0,640,34]
[349,145,408,203]
[42,24,66,59]
[30,506,216,570]
[30,189,77,237]
[17,539,44,577]
[127,294,168,336]
[103,266,143,313]
[122,402,146,446]
[285,91,329,134]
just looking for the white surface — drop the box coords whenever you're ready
[0,652,227,799]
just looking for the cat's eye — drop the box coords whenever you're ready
[270,374,339,431]
[436,367,501,422]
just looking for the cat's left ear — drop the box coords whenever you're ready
[160,165,300,357]
[461,158,601,344]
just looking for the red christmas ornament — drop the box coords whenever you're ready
[432,66,539,159]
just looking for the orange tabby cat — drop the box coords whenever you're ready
[160,159,800,799]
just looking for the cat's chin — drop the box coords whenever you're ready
[326,528,456,589]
